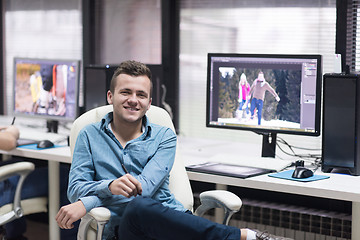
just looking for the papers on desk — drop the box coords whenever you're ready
[16,124,69,144]
[16,138,39,146]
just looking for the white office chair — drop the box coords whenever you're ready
[70,105,242,240]
[0,162,48,235]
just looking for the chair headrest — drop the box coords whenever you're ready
[69,105,175,154]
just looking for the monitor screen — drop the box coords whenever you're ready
[206,53,322,157]
[13,58,80,122]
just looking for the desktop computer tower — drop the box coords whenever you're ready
[322,73,360,175]
[84,64,162,112]
[84,65,115,112]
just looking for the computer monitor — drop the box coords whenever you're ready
[206,53,322,157]
[13,58,80,131]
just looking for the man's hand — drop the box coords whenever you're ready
[1,126,20,139]
[56,201,86,229]
[109,174,142,198]
[0,126,20,150]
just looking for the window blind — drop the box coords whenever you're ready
[4,0,82,114]
[179,0,336,146]
[93,0,161,65]
[346,0,360,72]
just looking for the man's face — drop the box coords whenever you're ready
[107,73,152,125]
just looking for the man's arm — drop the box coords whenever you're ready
[265,83,280,101]
[68,126,141,210]
[249,81,256,96]
[57,173,140,230]
[67,129,118,210]
[134,128,177,197]
[0,126,19,151]
[56,200,86,229]
[109,173,142,197]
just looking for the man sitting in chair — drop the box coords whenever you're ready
[56,60,286,240]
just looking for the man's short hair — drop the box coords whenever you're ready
[110,60,153,97]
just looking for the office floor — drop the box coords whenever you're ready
[24,219,48,240]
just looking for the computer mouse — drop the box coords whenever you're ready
[37,140,55,149]
[292,167,313,179]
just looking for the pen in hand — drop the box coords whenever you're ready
[121,163,142,196]
[1,117,16,131]
[121,163,129,174]
[11,117,16,125]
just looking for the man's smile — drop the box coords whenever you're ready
[124,106,139,111]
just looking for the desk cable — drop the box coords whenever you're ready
[276,136,322,171]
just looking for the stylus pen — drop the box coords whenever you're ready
[121,163,129,174]
[11,117,16,125]
[121,163,142,195]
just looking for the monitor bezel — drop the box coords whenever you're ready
[12,57,81,122]
[206,53,322,137]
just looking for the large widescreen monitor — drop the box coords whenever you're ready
[13,58,80,125]
[206,53,322,157]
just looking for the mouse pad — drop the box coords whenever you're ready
[269,170,330,182]
[17,143,66,150]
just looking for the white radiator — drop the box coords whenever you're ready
[199,197,351,240]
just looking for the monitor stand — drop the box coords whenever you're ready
[261,133,277,158]
[47,120,58,133]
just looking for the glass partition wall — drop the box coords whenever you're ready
[179,0,336,147]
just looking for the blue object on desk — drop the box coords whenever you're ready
[269,170,330,182]
[17,143,66,150]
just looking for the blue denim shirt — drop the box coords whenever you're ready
[68,112,186,239]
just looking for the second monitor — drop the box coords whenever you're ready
[206,53,322,157]
[13,58,80,124]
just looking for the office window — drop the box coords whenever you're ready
[345,0,360,71]
[4,0,82,113]
[92,0,161,64]
[179,0,336,143]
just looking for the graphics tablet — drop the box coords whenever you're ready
[186,162,275,179]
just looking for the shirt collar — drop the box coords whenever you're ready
[100,112,151,138]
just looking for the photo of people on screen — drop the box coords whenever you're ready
[217,67,301,129]
[237,73,251,119]
[14,62,77,118]
[249,72,280,125]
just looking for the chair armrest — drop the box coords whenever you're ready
[194,190,242,225]
[0,162,35,225]
[78,207,111,240]
[0,162,35,181]
[88,207,111,222]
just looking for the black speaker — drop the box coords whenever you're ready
[322,73,360,175]
[84,64,162,112]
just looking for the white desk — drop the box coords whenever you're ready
[2,133,360,240]
[178,136,360,240]
[0,117,71,240]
